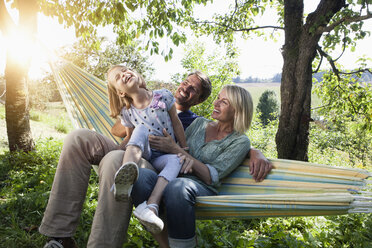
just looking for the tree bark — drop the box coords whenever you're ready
[4,0,37,151]
[276,0,345,160]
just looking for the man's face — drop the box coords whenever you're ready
[175,74,203,107]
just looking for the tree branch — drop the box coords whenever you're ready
[339,68,372,75]
[193,20,283,32]
[0,0,16,35]
[317,12,372,34]
[316,46,340,80]
[316,45,366,115]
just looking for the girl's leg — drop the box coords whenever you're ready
[147,177,168,206]
[131,168,170,247]
[133,154,181,234]
[113,125,151,201]
[147,154,182,207]
[122,145,142,164]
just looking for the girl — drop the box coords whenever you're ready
[107,65,187,234]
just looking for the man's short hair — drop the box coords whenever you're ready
[187,71,212,103]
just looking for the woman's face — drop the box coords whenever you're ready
[212,88,235,123]
[108,67,139,96]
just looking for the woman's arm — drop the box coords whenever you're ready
[168,105,187,148]
[177,151,212,185]
[248,148,273,182]
[118,126,133,150]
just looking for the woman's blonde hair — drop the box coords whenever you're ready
[223,84,253,134]
[107,65,146,118]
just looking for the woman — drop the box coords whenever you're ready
[131,84,255,247]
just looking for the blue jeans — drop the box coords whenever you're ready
[131,168,216,241]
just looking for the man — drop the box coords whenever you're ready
[40,71,272,248]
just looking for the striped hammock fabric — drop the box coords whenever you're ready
[50,59,372,219]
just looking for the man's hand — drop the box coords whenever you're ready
[248,148,273,182]
[148,128,181,154]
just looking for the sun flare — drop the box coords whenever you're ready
[1,11,76,80]
[3,28,55,81]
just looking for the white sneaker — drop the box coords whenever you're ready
[133,202,164,234]
[112,162,139,201]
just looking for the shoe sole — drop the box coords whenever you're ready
[133,210,163,234]
[114,163,139,201]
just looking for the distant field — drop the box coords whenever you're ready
[237,82,322,109]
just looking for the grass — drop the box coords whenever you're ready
[29,102,73,133]
[0,102,73,154]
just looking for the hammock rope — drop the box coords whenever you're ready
[49,59,372,219]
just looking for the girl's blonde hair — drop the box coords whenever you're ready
[107,65,146,118]
[223,84,253,134]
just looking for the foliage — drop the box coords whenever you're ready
[309,118,372,167]
[172,41,240,120]
[58,38,154,81]
[256,90,279,126]
[247,118,278,158]
[0,139,64,247]
[38,0,210,58]
[312,65,372,165]
[313,69,372,132]
[28,75,61,110]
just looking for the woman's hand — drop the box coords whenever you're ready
[248,148,273,182]
[178,153,194,174]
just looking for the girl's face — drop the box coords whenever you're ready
[108,66,139,97]
[212,88,235,123]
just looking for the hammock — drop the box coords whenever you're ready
[50,59,372,219]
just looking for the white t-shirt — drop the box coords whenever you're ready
[119,89,176,140]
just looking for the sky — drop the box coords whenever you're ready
[0,1,372,82]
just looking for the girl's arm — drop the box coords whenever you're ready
[118,126,133,150]
[168,105,187,148]
[111,119,127,138]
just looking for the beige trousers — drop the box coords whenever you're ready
[39,129,153,248]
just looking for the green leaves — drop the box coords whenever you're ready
[171,41,240,120]
[256,90,279,126]
[313,68,372,132]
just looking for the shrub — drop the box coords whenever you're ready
[256,90,279,126]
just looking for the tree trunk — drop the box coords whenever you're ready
[276,0,345,160]
[4,0,37,151]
